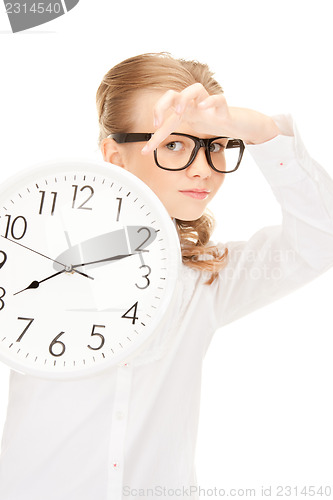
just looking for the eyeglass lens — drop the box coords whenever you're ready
[155,135,240,172]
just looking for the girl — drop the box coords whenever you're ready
[0,52,332,500]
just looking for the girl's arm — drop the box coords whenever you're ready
[206,114,333,328]
[141,82,280,153]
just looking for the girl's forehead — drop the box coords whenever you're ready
[130,90,164,129]
[133,89,164,110]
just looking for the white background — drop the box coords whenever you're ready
[0,0,332,495]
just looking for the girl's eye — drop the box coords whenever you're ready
[165,141,183,152]
[210,142,225,153]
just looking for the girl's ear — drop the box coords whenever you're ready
[100,138,125,168]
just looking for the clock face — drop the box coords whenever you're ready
[0,159,181,379]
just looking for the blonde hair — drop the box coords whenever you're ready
[96,52,228,284]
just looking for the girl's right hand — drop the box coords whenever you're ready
[141,83,280,155]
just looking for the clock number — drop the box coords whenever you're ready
[135,264,151,289]
[16,317,34,342]
[0,251,7,269]
[4,215,27,240]
[72,185,94,210]
[135,227,151,253]
[0,287,6,311]
[39,190,57,216]
[122,301,139,324]
[0,251,7,310]
[49,331,66,357]
[87,324,105,351]
[116,197,122,221]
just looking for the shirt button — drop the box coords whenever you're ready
[116,411,125,420]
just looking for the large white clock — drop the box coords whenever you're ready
[0,159,181,379]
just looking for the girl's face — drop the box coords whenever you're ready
[101,91,226,221]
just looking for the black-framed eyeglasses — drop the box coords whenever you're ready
[109,132,245,173]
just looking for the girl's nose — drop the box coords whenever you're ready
[185,148,211,178]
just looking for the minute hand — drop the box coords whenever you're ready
[72,253,134,268]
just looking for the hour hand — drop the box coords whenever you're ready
[13,266,94,295]
[14,270,65,295]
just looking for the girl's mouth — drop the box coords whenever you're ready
[179,190,210,200]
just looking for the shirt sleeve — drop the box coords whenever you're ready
[206,114,333,329]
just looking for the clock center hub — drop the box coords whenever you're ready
[65,264,74,273]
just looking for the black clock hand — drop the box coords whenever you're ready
[14,270,66,295]
[72,253,135,268]
[14,254,135,294]
[2,235,94,280]
[13,264,95,295]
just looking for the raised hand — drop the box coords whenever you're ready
[141,83,280,154]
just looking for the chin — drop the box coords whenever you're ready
[171,210,204,222]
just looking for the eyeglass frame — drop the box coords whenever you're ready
[108,132,245,173]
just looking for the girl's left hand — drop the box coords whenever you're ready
[141,83,280,155]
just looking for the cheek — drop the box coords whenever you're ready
[212,173,225,194]
[123,153,172,198]
[145,172,176,209]
[134,166,181,217]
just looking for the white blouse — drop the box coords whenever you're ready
[0,115,332,500]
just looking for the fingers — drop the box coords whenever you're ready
[142,83,210,155]
[152,89,179,129]
[198,93,227,110]
[153,83,209,127]
[142,112,182,154]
